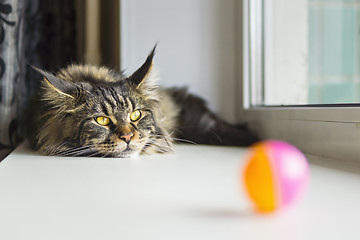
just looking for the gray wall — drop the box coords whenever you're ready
[120,0,238,123]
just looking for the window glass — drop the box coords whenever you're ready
[262,0,360,105]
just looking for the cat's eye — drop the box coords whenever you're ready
[130,110,142,122]
[95,116,110,126]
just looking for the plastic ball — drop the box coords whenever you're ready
[243,140,309,212]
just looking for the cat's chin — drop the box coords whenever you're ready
[108,143,142,158]
[110,147,141,158]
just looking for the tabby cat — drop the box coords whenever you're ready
[28,47,258,158]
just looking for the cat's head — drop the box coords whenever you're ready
[35,47,174,157]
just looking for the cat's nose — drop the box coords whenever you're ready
[120,132,134,144]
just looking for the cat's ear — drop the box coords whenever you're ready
[127,45,156,88]
[33,66,92,100]
[32,66,77,98]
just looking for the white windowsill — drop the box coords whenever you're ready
[0,143,359,240]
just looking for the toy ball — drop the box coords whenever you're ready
[243,140,309,212]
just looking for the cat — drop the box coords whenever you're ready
[27,46,258,158]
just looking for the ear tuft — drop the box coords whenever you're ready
[127,45,157,87]
[32,66,76,96]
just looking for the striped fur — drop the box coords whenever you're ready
[29,48,258,158]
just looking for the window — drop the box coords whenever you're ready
[249,0,360,106]
[239,0,360,164]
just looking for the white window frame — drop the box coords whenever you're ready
[238,0,360,165]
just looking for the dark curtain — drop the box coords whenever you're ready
[0,0,77,159]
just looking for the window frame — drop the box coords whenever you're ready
[238,0,360,164]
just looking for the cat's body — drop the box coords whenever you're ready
[28,48,258,157]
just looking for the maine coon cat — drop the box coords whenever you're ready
[28,47,258,157]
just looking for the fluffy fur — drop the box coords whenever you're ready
[28,47,258,157]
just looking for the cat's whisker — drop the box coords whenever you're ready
[171,138,198,145]
[88,151,105,158]
[58,144,98,156]
[48,142,69,155]
[145,139,175,153]
[58,145,93,155]
[100,153,110,158]
[149,133,197,145]
[71,148,98,157]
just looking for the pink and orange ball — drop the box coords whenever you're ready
[243,140,309,212]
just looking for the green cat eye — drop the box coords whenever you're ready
[96,116,110,126]
[130,110,141,122]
